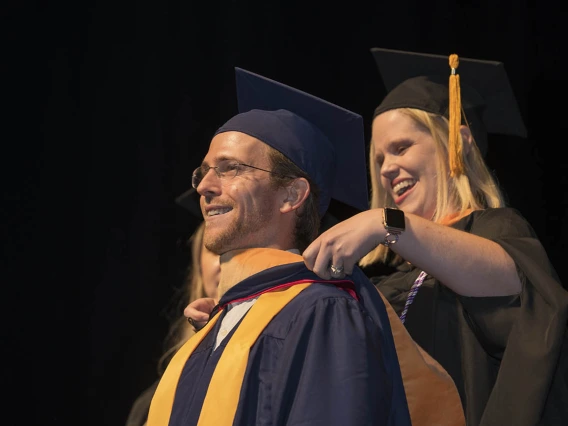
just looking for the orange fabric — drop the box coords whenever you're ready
[197,283,311,425]
[217,248,304,297]
[449,53,464,178]
[377,289,466,426]
[147,310,222,426]
[438,208,474,226]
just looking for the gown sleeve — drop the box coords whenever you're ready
[455,208,568,425]
[455,208,561,350]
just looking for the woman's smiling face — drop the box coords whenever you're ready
[372,109,439,220]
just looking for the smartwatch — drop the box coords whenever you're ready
[381,207,405,247]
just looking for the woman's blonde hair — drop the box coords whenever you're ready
[359,108,506,268]
[157,222,208,374]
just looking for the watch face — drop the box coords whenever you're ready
[385,208,405,231]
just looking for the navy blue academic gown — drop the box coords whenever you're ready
[168,262,412,426]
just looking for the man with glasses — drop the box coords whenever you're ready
[147,68,465,426]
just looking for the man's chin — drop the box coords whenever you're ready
[204,241,228,256]
[204,222,261,255]
[204,233,235,255]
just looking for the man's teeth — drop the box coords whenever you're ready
[207,208,232,216]
[393,180,415,196]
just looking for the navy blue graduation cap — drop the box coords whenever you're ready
[370,47,527,158]
[214,67,368,217]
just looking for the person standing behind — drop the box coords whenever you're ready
[303,48,568,426]
[126,189,220,426]
[148,67,465,426]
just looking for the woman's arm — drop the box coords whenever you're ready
[303,208,522,297]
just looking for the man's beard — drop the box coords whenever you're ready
[203,208,272,255]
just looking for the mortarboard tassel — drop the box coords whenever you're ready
[448,54,464,177]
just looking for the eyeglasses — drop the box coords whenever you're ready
[191,161,294,189]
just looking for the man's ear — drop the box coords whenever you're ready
[280,178,310,214]
[460,125,474,156]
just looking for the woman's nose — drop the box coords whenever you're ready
[380,157,398,179]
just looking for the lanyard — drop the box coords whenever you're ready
[399,270,428,324]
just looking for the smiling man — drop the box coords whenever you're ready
[198,134,292,255]
[147,68,465,426]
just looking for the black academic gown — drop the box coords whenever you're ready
[374,207,568,426]
[167,260,413,426]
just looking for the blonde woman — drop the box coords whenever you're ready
[303,49,568,426]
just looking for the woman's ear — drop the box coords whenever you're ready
[460,125,474,156]
[280,178,310,214]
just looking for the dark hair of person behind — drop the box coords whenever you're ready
[267,148,320,252]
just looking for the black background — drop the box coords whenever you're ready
[5,1,567,425]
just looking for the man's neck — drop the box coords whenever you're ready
[217,247,302,298]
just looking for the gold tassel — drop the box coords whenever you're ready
[448,54,464,177]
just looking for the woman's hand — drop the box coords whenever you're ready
[303,210,383,279]
[184,297,217,330]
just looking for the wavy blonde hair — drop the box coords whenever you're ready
[157,222,208,374]
[359,108,506,268]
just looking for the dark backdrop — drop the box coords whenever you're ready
[6,1,567,425]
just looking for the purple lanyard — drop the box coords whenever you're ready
[399,270,428,324]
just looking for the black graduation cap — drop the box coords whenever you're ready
[175,187,202,219]
[370,47,527,157]
[214,67,369,217]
